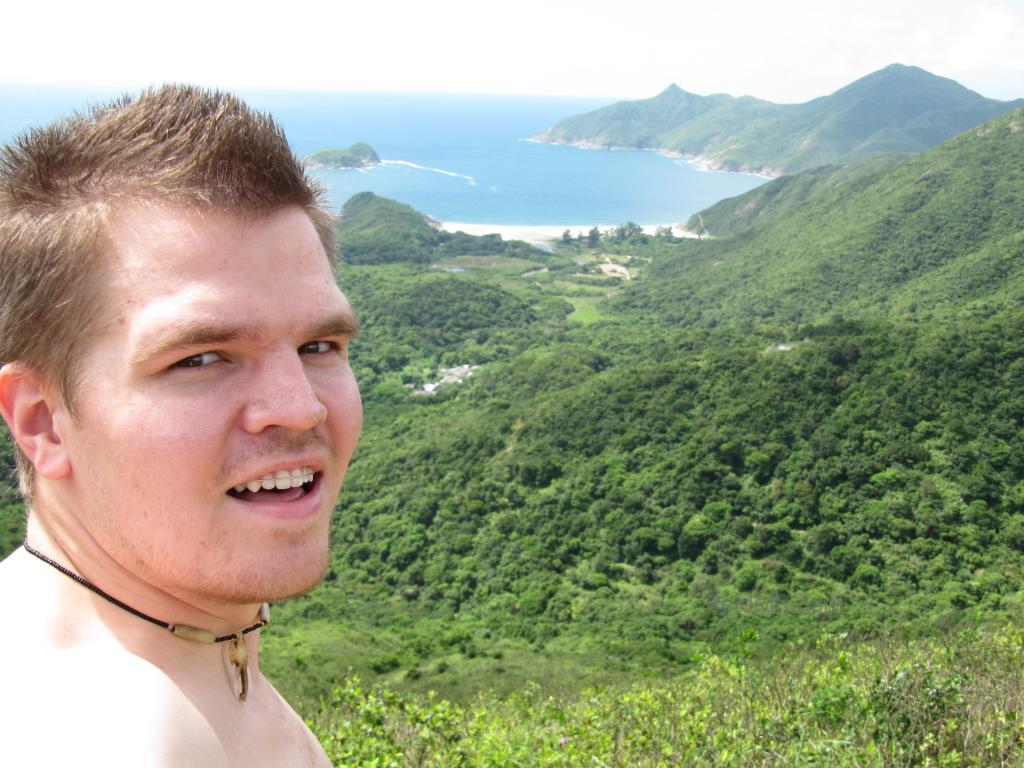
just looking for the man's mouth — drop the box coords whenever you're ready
[227,466,319,503]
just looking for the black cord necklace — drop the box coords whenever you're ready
[23,540,269,701]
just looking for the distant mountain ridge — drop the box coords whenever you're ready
[619,107,1024,324]
[537,64,1024,175]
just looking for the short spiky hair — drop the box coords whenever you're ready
[0,84,336,497]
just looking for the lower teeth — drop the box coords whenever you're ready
[230,480,313,498]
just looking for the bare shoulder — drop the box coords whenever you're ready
[0,552,224,766]
[2,643,329,767]
[0,551,329,766]
[3,642,229,767]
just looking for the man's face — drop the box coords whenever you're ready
[52,204,361,605]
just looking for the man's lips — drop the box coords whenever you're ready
[224,470,327,522]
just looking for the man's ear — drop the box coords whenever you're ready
[0,363,71,480]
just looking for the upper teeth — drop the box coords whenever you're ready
[233,467,315,493]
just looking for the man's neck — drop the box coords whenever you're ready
[22,513,266,665]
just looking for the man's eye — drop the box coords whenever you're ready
[174,352,223,368]
[299,341,338,355]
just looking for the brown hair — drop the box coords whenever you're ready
[0,84,336,497]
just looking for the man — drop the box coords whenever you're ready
[0,86,361,765]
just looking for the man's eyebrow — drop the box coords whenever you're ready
[133,321,263,365]
[133,312,359,365]
[308,312,360,341]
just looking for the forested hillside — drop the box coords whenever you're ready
[538,64,1023,175]
[253,110,1024,711]
[640,108,1024,324]
[683,155,904,239]
[337,191,542,265]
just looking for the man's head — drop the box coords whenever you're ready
[0,86,362,604]
[0,84,337,498]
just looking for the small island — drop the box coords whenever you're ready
[306,142,380,169]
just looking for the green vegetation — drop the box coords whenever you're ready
[0,432,22,558]
[566,296,603,324]
[308,141,381,168]
[265,111,1024,716]
[338,192,545,265]
[267,306,1024,712]
[309,626,1024,766]
[630,108,1024,324]
[539,64,1024,174]
[683,155,905,238]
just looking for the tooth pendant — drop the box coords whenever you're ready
[228,633,249,702]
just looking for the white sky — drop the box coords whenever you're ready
[2,0,1022,102]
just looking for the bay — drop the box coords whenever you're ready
[0,87,766,227]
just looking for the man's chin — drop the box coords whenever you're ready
[259,561,330,603]
[238,552,330,604]
[232,514,333,602]
[183,543,330,606]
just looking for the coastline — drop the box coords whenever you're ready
[527,136,782,179]
[304,159,380,171]
[439,221,699,247]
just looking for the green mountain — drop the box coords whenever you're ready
[538,64,1024,174]
[683,155,905,239]
[337,191,542,265]
[635,107,1024,324]
[338,192,442,263]
[535,83,737,148]
[307,141,380,168]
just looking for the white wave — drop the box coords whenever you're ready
[382,159,476,185]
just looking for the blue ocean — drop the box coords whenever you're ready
[0,87,766,226]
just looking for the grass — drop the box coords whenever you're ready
[263,611,684,713]
[566,296,605,324]
[306,625,1024,767]
[432,255,545,273]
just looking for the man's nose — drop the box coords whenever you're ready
[241,350,327,434]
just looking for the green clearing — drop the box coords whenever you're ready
[548,280,608,296]
[432,255,544,272]
[566,295,604,324]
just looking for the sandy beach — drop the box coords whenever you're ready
[439,221,699,248]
